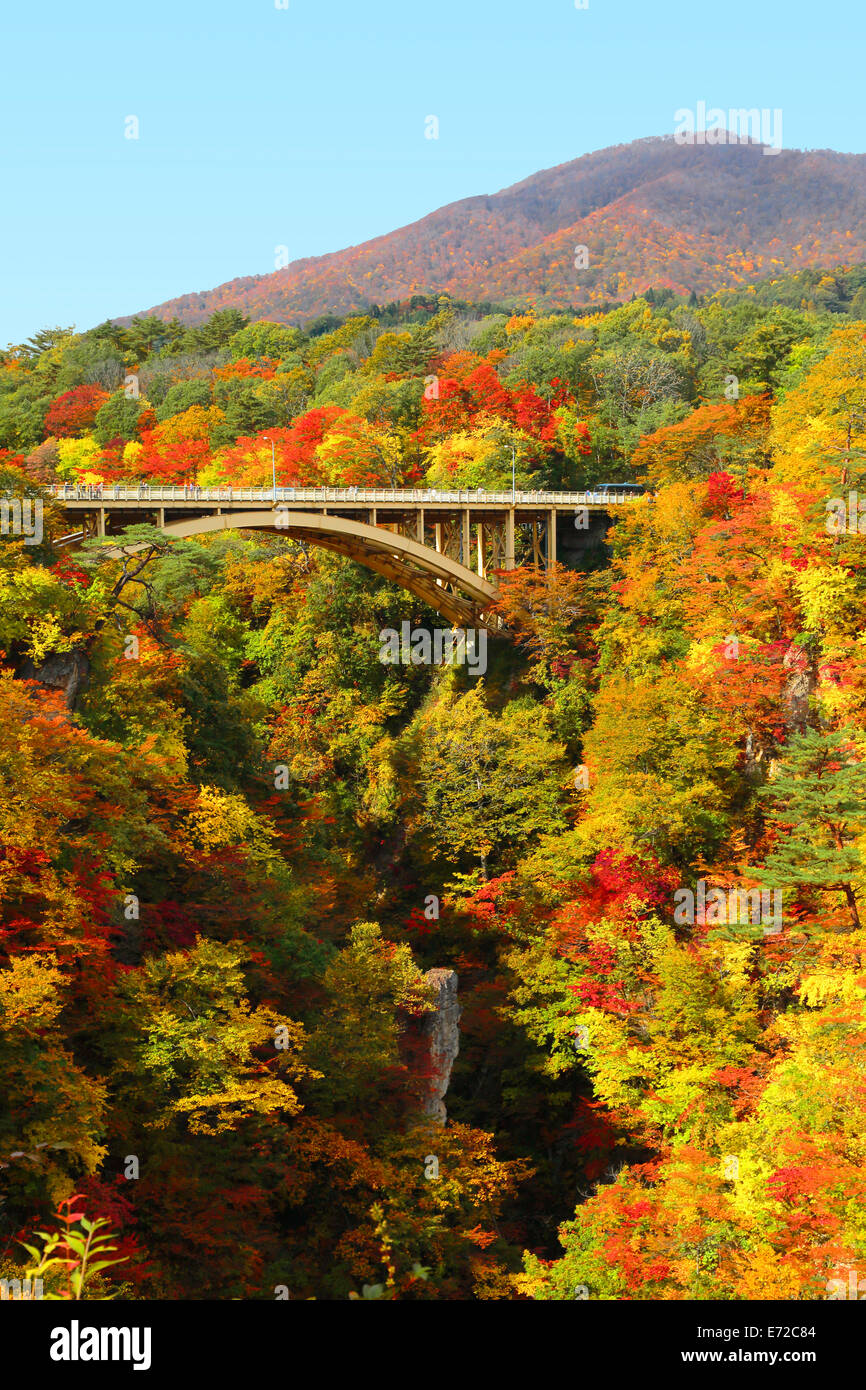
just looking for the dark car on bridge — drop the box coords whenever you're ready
[595,482,650,493]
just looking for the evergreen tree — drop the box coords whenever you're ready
[756,725,866,930]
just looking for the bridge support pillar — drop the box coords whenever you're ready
[156,508,165,529]
[461,508,471,567]
[531,519,542,568]
[476,523,485,578]
[370,507,377,527]
[98,508,106,538]
[547,509,558,568]
[417,508,425,545]
[434,521,442,553]
[505,508,515,570]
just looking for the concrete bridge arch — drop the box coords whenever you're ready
[151,509,502,630]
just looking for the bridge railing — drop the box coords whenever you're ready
[51,484,647,507]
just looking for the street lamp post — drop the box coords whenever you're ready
[263,435,277,503]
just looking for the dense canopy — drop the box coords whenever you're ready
[3,276,866,1301]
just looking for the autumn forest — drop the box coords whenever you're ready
[3,258,866,1313]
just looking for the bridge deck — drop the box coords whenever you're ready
[52,485,645,511]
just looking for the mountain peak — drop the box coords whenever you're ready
[120,136,866,328]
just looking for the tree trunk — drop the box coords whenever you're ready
[843,883,861,932]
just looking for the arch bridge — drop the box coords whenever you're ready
[52,484,642,632]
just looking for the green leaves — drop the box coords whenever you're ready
[413,683,567,878]
[755,724,866,928]
[21,1203,128,1301]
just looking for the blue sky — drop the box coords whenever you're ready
[2,0,863,345]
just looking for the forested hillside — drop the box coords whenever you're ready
[120,138,866,327]
[2,275,866,1300]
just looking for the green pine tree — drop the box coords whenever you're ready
[756,725,866,930]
